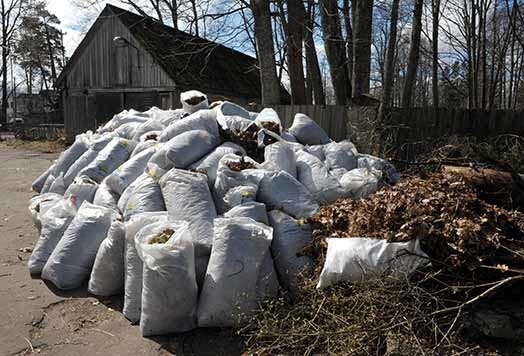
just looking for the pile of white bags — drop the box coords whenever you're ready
[28,90,407,336]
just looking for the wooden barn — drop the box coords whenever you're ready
[55,4,262,141]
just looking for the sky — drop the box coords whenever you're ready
[47,0,108,57]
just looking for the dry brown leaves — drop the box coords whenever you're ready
[307,172,524,280]
[226,157,257,171]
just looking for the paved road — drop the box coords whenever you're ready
[0,143,242,356]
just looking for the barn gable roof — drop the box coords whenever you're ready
[56,4,262,100]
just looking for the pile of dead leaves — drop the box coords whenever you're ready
[307,172,524,280]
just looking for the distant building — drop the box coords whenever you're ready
[7,93,45,120]
[55,4,265,141]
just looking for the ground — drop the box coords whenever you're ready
[0,142,242,356]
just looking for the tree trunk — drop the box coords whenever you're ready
[286,0,307,104]
[377,0,400,123]
[44,23,57,84]
[303,0,325,104]
[190,0,198,36]
[401,0,423,108]
[320,0,350,104]
[251,0,281,105]
[432,0,440,108]
[342,0,353,95]
[1,0,7,126]
[352,0,373,98]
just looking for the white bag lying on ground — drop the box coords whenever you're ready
[198,218,273,327]
[48,173,66,195]
[324,140,358,179]
[280,131,297,142]
[224,201,268,223]
[131,140,158,158]
[263,141,297,177]
[136,221,198,336]
[258,170,319,219]
[114,122,141,139]
[64,176,98,209]
[88,220,125,296]
[213,154,265,214]
[339,168,383,199]
[80,137,134,183]
[215,101,252,131]
[132,118,166,141]
[28,198,76,275]
[51,133,91,176]
[63,134,114,187]
[105,146,157,195]
[304,144,325,161]
[41,202,113,290]
[123,212,168,323]
[28,193,62,231]
[164,129,220,169]
[296,150,348,204]
[188,142,246,185]
[268,210,314,293]
[32,163,56,193]
[254,108,282,133]
[158,109,218,143]
[288,113,331,145]
[122,174,165,220]
[317,237,429,289]
[180,90,209,114]
[92,181,119,211]
[358,154,400,184]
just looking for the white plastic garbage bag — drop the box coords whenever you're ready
[51,133,91,176]
[254,108,282,133]
[136,221,198,336]
[160,169,216,258]
[223,185,257,208]
[213,154,266,213]
[105,146,157,195]
[28,193,62,231]
[80,137,134,183]
[222,205,279,300]
[288,113,331,145]
[296,150,348,204]
[258,170,319,219]
[188,142,246,185]
[181,90,209,114]
[114,122,141,139]
[40,173,55,194]
[280,131,298,143]
[324,140,358,179]
[48,173,66,195]
[27,198,76,275]
[215,101,252,132]
[64,176,98,209]
[158,109,218,143]
[339,168,383,199]
[197,218,273,327]
[123,212,168,323]
[132,118,166,141]
[164,130,221,169]
[268,210,314,293]
[145,144,172,179]
[88,220,125,296]
[92,181,119,211]
[304,145,326,161]
[358,154,400,184]
[122,173,165,220]
[32,163,56,193]
[263,142,297,177]
[131,140,158,158]
[317,237,429,289]
[63,134,114,187]
[41,202,113,290]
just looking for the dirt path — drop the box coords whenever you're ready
[0,143,242,356]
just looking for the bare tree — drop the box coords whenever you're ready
[401,0,423,108]
[377,0,400,122]
[432,0,440,107]
[251,0,281,104]
[319,0,350,104]
[303,0,325,104]
[352,0,373,98]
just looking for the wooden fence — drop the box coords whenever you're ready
[259,105,524,149]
